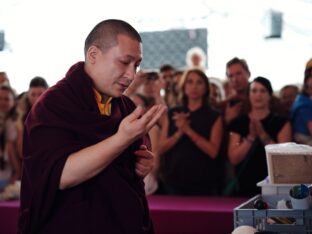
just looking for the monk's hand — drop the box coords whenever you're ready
[135,145,154,177]
[118,104,167,144]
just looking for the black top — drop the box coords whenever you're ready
[159,105,222,195]
[228,112,288,197]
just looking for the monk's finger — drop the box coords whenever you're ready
[135,159,153,177]
[138,144,148,151]
[135,148,153,159]
[146,105,167,130]
[127,106,144,122]
[139,104,162,124]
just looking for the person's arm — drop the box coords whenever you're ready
[123,71,146,96]
[149,124,160,155]
[5,120,21,182]
[16,127,23,159]
[158,113,183,156]
[147,124,160,174]
[60,104,166,190]
[152,80,166,105]
[228,119,257,165]
[227,132,255,165]
[255,120,292,145]
[276,121,292,143]
[224,102,242,125]
[6,140,21,182]
[184,116,223,159]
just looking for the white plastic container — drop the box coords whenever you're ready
[257,178,309,195]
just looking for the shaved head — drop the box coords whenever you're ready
[84,19,142,57]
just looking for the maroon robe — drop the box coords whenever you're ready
[18,62,154,234]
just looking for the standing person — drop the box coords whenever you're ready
[223,57,251,125]
[0,72,10,86]
[0,86,19,184]
[18,19,166,234]
[140,71,165,108]
[227,77,291,197]
[279,84,299,118]
[158,68,223,195]
[159,64,176,107]
[16,76,49,160]
[17,76,49,122]
[291,59,312,145]
[217,57,251,195]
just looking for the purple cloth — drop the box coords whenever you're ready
[2,196,248,234]
[147,195,247,234]
[18,62,153,234]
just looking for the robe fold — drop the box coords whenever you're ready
[18,62,154,234]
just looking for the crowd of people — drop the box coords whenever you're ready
[0,74,48,188]
[125,56,312,197]
[0,18,311,234]
[0,36,311,201]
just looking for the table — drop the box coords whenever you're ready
[147,195,246,234]
[0,196,246,234]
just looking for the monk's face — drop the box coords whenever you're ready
[87,34,142,99]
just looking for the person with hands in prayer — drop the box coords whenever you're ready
[18,19,166,234]
[158,69,223,195]
[227,77,291,197]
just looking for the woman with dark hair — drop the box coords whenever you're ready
[158,68,223,195]
[290,60,312,145]
[227,77,292,197]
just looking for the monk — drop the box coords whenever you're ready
[18,19,166,234]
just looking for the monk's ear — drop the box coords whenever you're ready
[87,45,99,64]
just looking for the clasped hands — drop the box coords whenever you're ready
[248,118,270,143]
[172,111,190,134]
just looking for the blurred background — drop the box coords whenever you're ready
[0,0,311,93]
